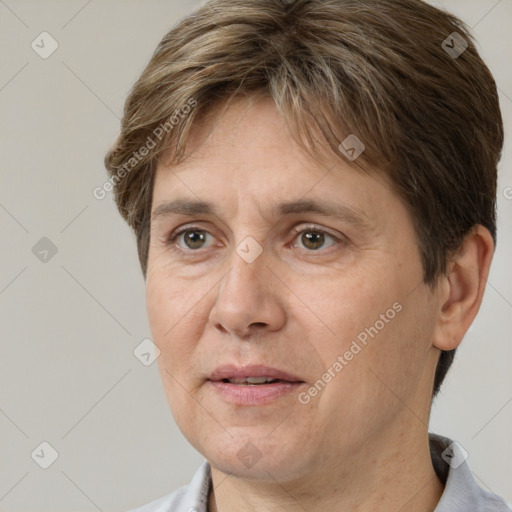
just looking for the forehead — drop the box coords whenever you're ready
[158,95,349,181]
[152,96,397,226]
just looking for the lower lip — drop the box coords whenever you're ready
[209,380,304,405]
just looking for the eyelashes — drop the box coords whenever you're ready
[168,226,215,250]
[166,223,346,255]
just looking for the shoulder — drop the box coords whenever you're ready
[126,461,211,512]
[429,433,510,512]
[127,486,189,512]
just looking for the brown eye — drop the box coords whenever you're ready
[182,230,207,249]
[170,227,214,250]
[300,231,326,250]
[292,227,338,251]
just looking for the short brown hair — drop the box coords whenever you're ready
[104,0,503,396]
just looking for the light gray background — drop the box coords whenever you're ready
[0,0,510,510]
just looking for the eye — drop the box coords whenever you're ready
[291,225,341,251]
[169,226,215,250]
[166,224,343,254]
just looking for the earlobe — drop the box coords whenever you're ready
[432,226,494,351]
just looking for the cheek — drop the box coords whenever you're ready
[146,275,176,342]
[344,286,436,408]
[146,274,208,424]
[146,263,204,334]
[297,261,428,391]
[291,263,394,344]
[146,272,198,366]
[305,289,435,445]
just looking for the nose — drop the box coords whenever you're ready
[208,244,286,340]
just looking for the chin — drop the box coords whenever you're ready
[198,429,313,482]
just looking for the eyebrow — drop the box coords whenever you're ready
[151,198,374,230]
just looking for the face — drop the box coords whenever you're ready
[146,96,441,483]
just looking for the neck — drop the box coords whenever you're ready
[207,428,444,512]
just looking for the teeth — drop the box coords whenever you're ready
[227,377,277,385]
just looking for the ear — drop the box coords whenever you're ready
[432,225,494,351]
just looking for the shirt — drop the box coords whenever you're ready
[128,433,510,512]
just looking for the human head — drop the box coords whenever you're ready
[104,0,502,401]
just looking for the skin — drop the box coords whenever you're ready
[145,96,494,512]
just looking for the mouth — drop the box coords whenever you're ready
[220,377,286,385]
[207,365,305,405]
